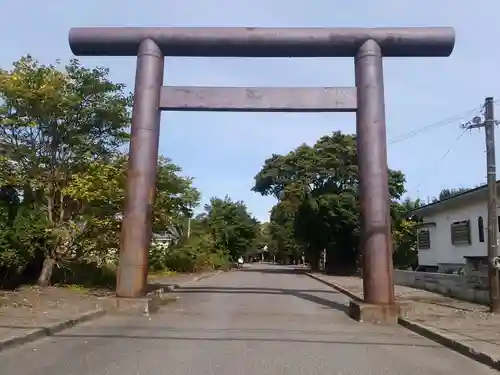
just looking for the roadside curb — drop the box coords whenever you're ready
[178,270,223,286]
[159,270,223,291]
[305,272,500,370]
[398,317,500,370]
[305,272,362,302]
[0,308,106,352]
[0,270,222,353]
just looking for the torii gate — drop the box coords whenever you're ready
[69,26,455,323]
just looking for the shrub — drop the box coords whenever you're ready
[149,233,231,273]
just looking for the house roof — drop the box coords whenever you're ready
[409,181,500,217]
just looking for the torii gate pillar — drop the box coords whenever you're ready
[68,26,455,323]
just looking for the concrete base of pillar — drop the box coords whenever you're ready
[348,299,401,324]
[101,288,176,315]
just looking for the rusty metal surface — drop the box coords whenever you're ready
[355,40,395,306]
[69,27,455,57]
[159,86,357,112]
[116,39,164,298]
[69,25,456,302]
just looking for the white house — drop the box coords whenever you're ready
[409,183,500,272]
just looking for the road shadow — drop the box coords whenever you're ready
[161,285,350,314]
[288,290,350,313]
[236,267,308,275]
[77,326,402,337]
[53,331,439,348]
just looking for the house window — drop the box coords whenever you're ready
[451,220,471,246]
[478,216,485,243]
[417,229,431,250]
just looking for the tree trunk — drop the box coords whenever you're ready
[38,256,56,286]
[308,252,320,271]
[325,246,359,275]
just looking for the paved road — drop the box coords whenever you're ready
[1,264,497,374]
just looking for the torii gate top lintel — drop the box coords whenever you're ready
[69,27,455,58]
[77,26,455,313]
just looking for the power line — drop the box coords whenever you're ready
[388,103,492,145]
[414,127,469,194]
[397,103,498,194]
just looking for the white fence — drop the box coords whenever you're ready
[393,270,489,305]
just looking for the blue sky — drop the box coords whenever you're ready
[1,0,499,222]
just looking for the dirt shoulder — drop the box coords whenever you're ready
[0,271,218,345]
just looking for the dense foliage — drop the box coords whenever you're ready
[149,196,262,273]
[0,54,468,289]
[0,56,261,289]
[252,132,424,273]
[431,187,470,203]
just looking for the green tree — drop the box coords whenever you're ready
[252,221,273,261]
[64,154,200,269]
[152,156,200,233]
[267,190,306,264]
[0,55,132,285]
[432,187,470,202]
[151,196,260,273]
[253,131,406,273]
[391,197,422,269]
[0,55,205,287]
[0,187,48,286]
[202,196,261,261]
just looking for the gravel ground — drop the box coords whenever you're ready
[0,272,209,341]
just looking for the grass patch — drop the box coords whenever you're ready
[148,269,178,278]
[57,284,89,292]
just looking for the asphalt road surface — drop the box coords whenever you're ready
[1,264,497,375]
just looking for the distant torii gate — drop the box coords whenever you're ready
[69,27,455,321]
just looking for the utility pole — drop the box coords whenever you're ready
[464,97,500,313]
